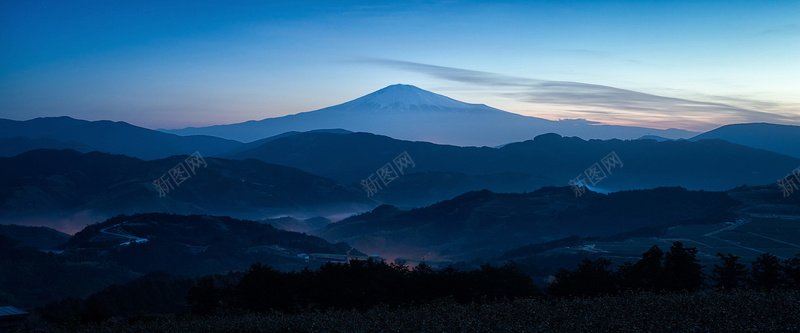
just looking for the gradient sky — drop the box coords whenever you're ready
[1,0,798,131]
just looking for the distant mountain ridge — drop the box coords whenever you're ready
[2,123,797,228]
[690,123,800,158]
[0,136,96,157]
[637,135,673,142]
[230,131,800,207]
[165,84,697,145]
[0,116,243,160]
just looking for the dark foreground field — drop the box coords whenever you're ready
[34,290,800,333]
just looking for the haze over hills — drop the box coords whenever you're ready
[2,120,797,232]
[690,123,800,159]
[3,89,798,265]
[2,98,799,326]
[0,149,371,233]
[165,84,697,146]
[0,116,243,160]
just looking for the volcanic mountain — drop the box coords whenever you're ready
[165,84,695,146]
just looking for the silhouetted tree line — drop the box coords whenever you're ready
[186,260,539,316]
[548,241,800,297]
[36,260,536,325]
[38,271,205,325]
[36,243,800,325]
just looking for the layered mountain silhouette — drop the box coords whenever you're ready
[316,183,799,263]
[165,84,696,146]
[0,136,96,157]
[0,116,242,160]
[2,131,797,231]
[3,85,799,236]
[0,149,371,232]
[690,123,800,158]
[230,131,800,207]
[314,187,741,261]
[4,81,800,319]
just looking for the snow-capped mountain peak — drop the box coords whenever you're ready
[332,84,495,113]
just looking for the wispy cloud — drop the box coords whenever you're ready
[360,58,798,131]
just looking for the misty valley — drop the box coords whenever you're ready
[2,85,800,332]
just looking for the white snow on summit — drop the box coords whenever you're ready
[333,84,494,112]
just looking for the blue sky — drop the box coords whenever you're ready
[1,0,798,131]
